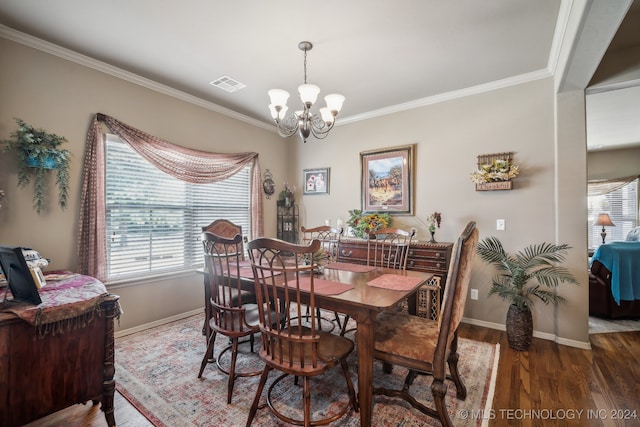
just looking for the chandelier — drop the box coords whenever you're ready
[268,41,345,143]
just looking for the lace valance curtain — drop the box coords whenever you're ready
[77,113,264,280]
[588,175,640,197]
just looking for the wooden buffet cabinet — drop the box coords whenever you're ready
[337,238,453,319]
[0,293,120,427]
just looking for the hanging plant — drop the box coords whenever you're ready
[2,118,71,214]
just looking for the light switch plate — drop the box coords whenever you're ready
[496,219,505,230]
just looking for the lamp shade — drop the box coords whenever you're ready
[324,94,345,113]
[298,84,320,105]
[595,213,615,227]
[268,89,290,108]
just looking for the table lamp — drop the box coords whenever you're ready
[594,213,615,244]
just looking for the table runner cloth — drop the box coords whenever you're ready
[366,274,424,291]
[1,270,119,336]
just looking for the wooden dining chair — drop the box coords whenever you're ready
[366,227,415,270]
[300,225,344,330]
[245,237,358,427]
[201,219,247,260]
[372,221,478,427]
[300,225,343,261]
[200,219,255,345]
[339,227,416,336]
[198,232,262,404]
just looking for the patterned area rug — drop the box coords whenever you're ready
[115,313,499,426]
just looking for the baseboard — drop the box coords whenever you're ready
[115,308,202,339]
[461,317,592,350]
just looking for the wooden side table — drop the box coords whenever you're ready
[0,274,120,427]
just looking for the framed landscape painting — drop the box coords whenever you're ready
[360,145,414,214]
[303,167,330,195]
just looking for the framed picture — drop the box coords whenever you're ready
[360,145,414,214]
[303,167,331,195]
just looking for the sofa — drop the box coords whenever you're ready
[589,239,640,319]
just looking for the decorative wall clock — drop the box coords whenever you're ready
[262,169,275,199]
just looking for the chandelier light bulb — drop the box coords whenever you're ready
[319,107,334,124]
[324,94,345,114]
[268,89,290,109]
[298,84,320,106]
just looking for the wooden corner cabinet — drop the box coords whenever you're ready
[337,238,453,319]
[0,294,120,427]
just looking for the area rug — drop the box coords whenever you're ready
[114,313,499,427]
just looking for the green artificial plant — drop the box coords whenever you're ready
[2,118,70,213]
[477,236,578,310]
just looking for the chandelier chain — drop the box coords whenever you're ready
[303,48,308,84]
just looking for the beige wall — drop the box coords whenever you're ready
[1,37,590,345]
[294,78,589,346]
[0,38,287,330]
[587,146,640,180]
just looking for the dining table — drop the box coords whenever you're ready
[200,260,433,427]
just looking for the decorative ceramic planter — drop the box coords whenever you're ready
[26,153,58,169]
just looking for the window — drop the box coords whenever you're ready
[588,178,638,250]
[105,137,251,280]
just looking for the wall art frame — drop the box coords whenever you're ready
[360,144,414,214]
[303,167,330,195]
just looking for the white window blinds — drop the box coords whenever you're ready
[587,178,638,250]
[105,137,251,280]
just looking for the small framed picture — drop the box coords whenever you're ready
[303,167,330,195]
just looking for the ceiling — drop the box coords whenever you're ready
[0,0,638,143]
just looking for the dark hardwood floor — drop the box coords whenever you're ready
[23,323,640,427]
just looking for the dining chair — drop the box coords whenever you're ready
[245,237,358,427]
[339,226,415,336]
[372,221,478,427]
[300,225,344,330]
[200,219,255,345]
[201,219,247,260]
[366,227,415,270]
[198,232,262,404]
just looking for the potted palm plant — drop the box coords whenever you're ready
[2,118,70,214]
[476,237,578,351]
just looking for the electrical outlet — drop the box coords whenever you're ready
[496,219,505,231]
[470,289,479,300]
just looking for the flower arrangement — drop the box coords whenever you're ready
[470,159,520,184]
[347,209,391,238]
[427,212,442,233]
[278,182,296,207]
[299,247,329,268]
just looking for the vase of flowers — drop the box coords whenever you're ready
[347,209,391,239]
[427,211,442,243]
[278,183,296,208]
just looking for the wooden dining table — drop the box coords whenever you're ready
[200,260,433,427]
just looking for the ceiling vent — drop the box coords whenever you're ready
[209,75,246,93]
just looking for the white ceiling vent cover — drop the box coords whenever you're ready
[209,75,246,93]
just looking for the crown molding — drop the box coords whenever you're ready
[337,68,551,125]
[0,24,273,132]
